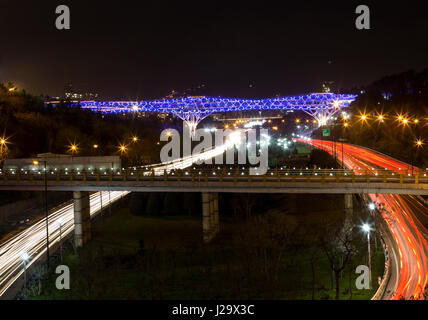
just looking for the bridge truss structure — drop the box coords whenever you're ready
[69,93,357,136]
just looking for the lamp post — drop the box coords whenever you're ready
[362,222,372,289]
[33,160,50,268]
[21,252,30,295]
[413,139,423,176]
[58,218,63,260]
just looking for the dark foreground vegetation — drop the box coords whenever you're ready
[26,194,385,300]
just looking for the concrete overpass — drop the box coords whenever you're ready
[1,167,427,244]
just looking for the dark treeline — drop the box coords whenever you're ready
[0,83,169,165]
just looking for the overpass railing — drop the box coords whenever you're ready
[0,167,427,185]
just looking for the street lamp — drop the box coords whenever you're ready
[362,223,372,289]
[119,144,127,153]
[412,139,424,176]
[368,202,376,211]
[68,143,78,156]
[21,252,30,294]
[58,218,63,260]
[33,159,50,268]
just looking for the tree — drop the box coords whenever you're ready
[320,219,357,300]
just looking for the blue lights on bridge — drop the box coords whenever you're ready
[69,93,357,116]
[60,93,357,135]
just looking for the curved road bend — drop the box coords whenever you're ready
[295,138,428,300]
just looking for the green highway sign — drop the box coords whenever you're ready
[322,128,330,136]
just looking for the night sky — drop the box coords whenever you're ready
[1,1,427,99]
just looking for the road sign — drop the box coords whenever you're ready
[322,128,330,136]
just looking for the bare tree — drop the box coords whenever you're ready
[320,219,357,300]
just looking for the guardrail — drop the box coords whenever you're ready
[0,167,427,185]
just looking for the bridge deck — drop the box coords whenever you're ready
[0,169,427,194]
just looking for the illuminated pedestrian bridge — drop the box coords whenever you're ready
[67,93,357,136]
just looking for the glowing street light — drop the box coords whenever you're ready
[68,143,79,155]
[368,203,376,211]
[32,159,50,268]
[361,223,372,289]
[118,144,128,154]
[21,252,30,294]
[132,136,138,142]
[93,144,99,149]
[416,139,423,147]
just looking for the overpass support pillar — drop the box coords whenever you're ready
[73,191,91,248]
[202,192,220,243]
[344,194,353,214]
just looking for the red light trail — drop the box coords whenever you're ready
[296,138,428,300]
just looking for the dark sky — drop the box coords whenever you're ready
[1,1,427,99]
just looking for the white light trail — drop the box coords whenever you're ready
[0,191,129,297]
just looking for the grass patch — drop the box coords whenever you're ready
[30,207,384,300]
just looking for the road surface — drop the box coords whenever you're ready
[295,138,428,300]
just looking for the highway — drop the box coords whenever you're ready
[0,191,129,297]
[0,136,238,298]
[295,138,428,300]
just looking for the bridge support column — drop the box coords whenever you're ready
[202,192,211,243]
[344,194,353,214]
[73,191,91,248]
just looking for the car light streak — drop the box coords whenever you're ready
[295,138,428,300]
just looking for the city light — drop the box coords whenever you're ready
[362,223,371,233]
[68,143,79,155]
[416,139,423,147]
[368,203,376,210]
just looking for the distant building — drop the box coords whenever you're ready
[3,155,121,172]
[321,81,336,93]
[64,83,99,101]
